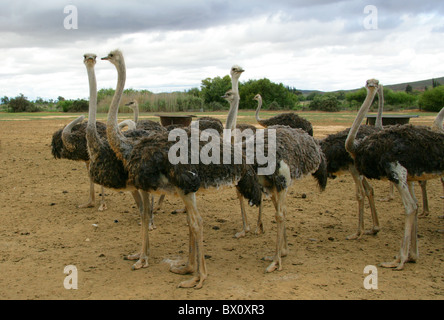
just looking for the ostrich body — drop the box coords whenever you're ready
[83,53,153,270]
[320,124,381,239]
[51,115,108,210]
[223,89,327,271]
[255,94,313,136]
[103,50,261,288]
[345,79,444,270]
[250,125,326,272]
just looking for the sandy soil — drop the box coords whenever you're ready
[0,119,442,300]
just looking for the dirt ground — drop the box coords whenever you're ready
[0,118,442,300]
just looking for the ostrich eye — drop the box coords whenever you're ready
[109,54,114,57]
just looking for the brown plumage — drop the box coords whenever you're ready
[51,120,106,161]
[103,50,261,288]
[254,94,313,136]
[223,90,327,272]
[235,123,257,133]
[247,125,327,273]
[346,78,444,271]
[51,119,108,209]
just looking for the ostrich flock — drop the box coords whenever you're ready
[51,50,444,289]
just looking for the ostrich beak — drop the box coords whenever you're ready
[101,56,109,60]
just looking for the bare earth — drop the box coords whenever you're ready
[0,119,442,300]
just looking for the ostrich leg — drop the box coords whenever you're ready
[78,161,95,209]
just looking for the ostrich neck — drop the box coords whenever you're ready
[431,106,444,132]
[345,86,378,158]
[106,61,131,163]
[225,97,239,130]
[132,105,139,123]
[62,115,85,151]
[255,97,263,123]
[85,64,101,152]
[374,85,384,130]
[225,76,240,130]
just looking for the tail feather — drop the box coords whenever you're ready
[236,167,262,207]
[312,152,327,191]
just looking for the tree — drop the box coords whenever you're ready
[8,94,40,112]
[405,84,413,94]
[239,78,298,110]
[200,75,231,107]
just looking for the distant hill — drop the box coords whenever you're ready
[300,76,444,95]
[384,77,444,92]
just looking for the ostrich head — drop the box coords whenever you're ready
[221,89,237,102]
[230,65,244,80]
[366,79,379,89]
[101,49,124,67]
[253,94,262,102]
[83,53,97,66]
[125,100,138,109]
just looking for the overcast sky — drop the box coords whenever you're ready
[1,0,444,100]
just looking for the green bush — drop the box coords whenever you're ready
[8,94,41,112]
[419,86,444,112]
[309,94,340,112]
[57,99,88,112]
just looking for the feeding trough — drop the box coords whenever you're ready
[156,114,196,127]
[366,114,419,126]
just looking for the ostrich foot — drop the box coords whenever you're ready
[178,275,206,289]
[264,258,282,273]
[347,227,379,240]
[346,232,363,240]
[149,222,156,231]
[170,263,194,275]
[418,211,430,218]
[380,256,416,270]
[254,222,265,235]
[98,202,107,212]
[78,201,94,209]
[234,225,250,239]
[124,253,149,270]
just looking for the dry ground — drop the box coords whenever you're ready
[0,116,442,300]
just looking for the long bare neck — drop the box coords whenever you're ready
[225,76,240,130]
[431,106,444,132]
[62,115,85,151]
[225,94,239,130]
[345,86,378,158]
[106,60,131,163]
[254,96,263,123]
[86,64,101,151]
[132,104,139,123]
[374,84,384,129]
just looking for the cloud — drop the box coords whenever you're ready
[1,0,444,99]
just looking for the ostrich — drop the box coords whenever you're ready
[125,100,165,132]
[225,65,244,131]
[118,119,137,131]
[51,112,108,211]
[254,94,313,136]
[345,78,444,270]
[102,50,261,288]
[319,85,385,239]
[150,116,225,214]
[223,89,328,272]
[83,53,154,269]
